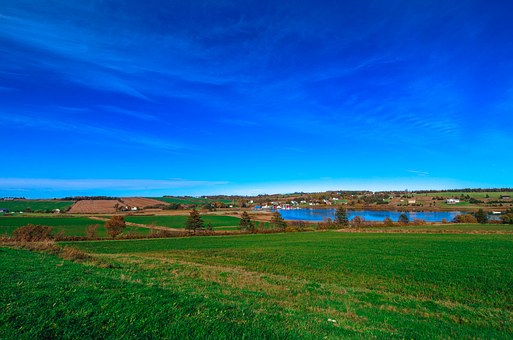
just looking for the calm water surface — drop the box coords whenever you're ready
[277,208,461,222]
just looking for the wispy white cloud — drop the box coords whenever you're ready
[0,178,228,191]
[0,113,186,152]
[407,170,430,176]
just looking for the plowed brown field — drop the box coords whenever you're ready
[68,200,123,214]
[120,197,168,208]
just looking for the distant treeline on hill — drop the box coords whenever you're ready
[63,196,120,201]
[414,188,513,194]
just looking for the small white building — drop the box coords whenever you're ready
[408,199,416,204]
[446,198,460,204]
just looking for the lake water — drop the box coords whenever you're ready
[277,208,462,222]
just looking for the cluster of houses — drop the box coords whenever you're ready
[446,198,461,205]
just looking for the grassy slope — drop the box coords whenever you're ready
[0,216,149,237]
[0,200,74,212]
[413,191,513,199]
[152,197,233,205]
[51,232,513,337]
[125,215,241,230]
[367,223,513,233]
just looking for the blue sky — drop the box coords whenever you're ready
[1,1,512,198]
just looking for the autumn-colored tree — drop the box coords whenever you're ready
[185,209,204,233]
[453,214,478,223]
[350,216,365,228]
[86,224,99,239]
[105,216,126,239]
[383,217,394,227]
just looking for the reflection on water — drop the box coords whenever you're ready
[277,208,461,222]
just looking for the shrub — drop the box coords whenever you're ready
[383,217,394,227]
[411,219,427,226]
[288,220,308,231]
[453,214,478,223]
[13,224,53,242]
[86,224,99,239]
[60,247,92,262]
[350,216,365,228]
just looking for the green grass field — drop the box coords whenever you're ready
[413,191,513,199]
[152,197,233,205]
[125,215,243,230]
[367,223,513,233]
[0,200,74,212]
[0,216,149,237]
[2,232,511,338]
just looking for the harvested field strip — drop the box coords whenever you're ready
[68,200,123,214]
[119,197,169,208]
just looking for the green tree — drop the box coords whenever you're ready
[185,209,204,234]
[474,209,488,224]
[105,216,126,239]
[335,206,349,226]
[270,211,287,229]
[398,213,409,225]
[239,211,255,232]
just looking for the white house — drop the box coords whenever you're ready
[446,198,460,204]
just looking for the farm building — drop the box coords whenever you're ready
[408,199,416,204]
[446,198,460,204]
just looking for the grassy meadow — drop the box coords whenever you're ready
[2,232,512,338]
[413,191,513,199]
[153,197,233,205]
[0,216,149,237]
[0,200,74,212]
[125,215,246,230]
[366,223,513,233]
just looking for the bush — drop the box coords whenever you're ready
[453,214,478,223]
[350,216,365,228]
[86,224,99,239]
[316,218,338,230]
[60,247,92,262]
[288,220,308,231]
[411,219,427,226]
[383,217,394,227]
[13,224,53,242]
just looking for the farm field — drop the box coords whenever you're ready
[413,191,513,199]
[0,216,149,237]
[2,232,511,338]
[0,200,74,212]
[120,197,168,208]
[152,197,233,205]
[124,215,244,230]
[364,223,513,233]
[68,200,123,214]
